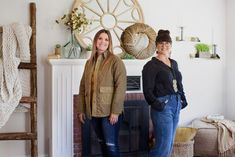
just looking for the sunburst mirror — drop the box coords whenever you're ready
[72,0,144,56]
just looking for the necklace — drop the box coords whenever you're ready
[171,63,178,92]
[173,79,178,92]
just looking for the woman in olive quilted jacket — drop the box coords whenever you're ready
[77,29,126,157]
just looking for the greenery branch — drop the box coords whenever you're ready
[195,43,210,53]
[56,8,90,33]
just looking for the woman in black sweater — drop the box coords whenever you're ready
[142,30,188,157]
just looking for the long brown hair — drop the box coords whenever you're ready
[89,29,113,61]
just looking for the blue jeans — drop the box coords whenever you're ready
[150,94,181,157]
[91,116,121,157]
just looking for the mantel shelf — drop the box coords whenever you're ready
[190,57,220,60]
[48,58,150,66]
[189,53,220,60]
[48,58,87,65]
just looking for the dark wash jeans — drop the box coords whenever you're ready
[150,94,181,157]
[91,116,121,157]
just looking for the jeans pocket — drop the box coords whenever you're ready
[157,96,169,105]
[151,101,166,112]
[151,96,169,111]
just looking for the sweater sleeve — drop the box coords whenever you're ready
[174,61,188,109]
[77,62,88,114]
[111,57,127,114]
[142,62,162,108]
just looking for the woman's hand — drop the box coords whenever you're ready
[109,113,119,125]
[79,113,86,124]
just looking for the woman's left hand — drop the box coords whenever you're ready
[109,113,119,125]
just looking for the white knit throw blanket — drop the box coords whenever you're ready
[202,118,235,157]
[0,23,31,128]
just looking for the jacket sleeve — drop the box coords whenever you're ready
[111,58,127,114]
[77,62,87,114]
[142,63,162,108]
[174,61,188,109]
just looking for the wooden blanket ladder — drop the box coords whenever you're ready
[0,3,38,157]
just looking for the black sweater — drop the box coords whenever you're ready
[142,57,187,109]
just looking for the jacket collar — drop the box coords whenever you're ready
[87,51,111,83]
[95,50,108,60]
[151,57,174,69]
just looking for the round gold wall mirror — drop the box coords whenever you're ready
[72,0,144,56]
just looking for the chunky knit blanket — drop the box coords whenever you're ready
[0,23,31,128]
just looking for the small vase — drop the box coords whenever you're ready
[63,32,81,59]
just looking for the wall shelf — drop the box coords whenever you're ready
[189,53,220,59]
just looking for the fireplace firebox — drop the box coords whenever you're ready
[81,94,149,157]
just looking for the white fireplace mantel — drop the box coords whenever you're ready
[48,58,148,157]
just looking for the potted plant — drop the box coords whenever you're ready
[195,43,211,58]
[85,44,92,58]
[85,44,92,51]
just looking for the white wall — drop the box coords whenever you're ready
[0,0,229,156]
[138,0,227,125]
[226,0,235,120]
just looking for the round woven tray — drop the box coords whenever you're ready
[120,23,156,59]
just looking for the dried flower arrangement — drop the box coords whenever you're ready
[56,8,90,33]
[55,8,91,58]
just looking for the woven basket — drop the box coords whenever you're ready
[120,23,156,59]
[171,140,194,157]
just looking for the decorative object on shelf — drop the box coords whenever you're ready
[55,44,62,56]
[84,44,92,58]
[48,53,61,59]
[79,44,92,59]
[56,7,90,59]
[85,44,92,52]
[48,44,62,59]
[176,26,184,41]
[195,43,211,58]
[72,0,144,57]
[190,36,200,42]
[121,53,135,60]
[63,31,82,59]
[120,23,156,59]
[210,44,220,59]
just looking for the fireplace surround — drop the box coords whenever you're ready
[49,59,149,157]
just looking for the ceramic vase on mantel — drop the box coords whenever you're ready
[63,31,81,59]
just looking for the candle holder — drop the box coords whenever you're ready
[211,44,220,59]
[176,26,184,41]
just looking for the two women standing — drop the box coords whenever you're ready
[77,28,187,157]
